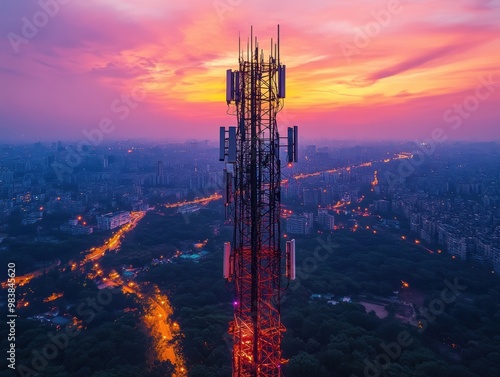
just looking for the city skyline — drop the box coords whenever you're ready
[1,0,500,142]
[1,138,499,376]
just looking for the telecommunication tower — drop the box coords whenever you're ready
[219,25,298,377]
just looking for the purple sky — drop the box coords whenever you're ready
[1,0,499,142]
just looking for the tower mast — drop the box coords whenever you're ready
[220,25,298,377]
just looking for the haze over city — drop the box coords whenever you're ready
[1,0,499,142]
[2,2,500,377]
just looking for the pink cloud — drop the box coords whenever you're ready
[0,0,499,142]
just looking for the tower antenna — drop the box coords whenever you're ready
[219,26,299,377]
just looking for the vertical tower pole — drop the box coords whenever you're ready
[221,25,293,377]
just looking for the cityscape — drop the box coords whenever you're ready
[1,140,499,376]
[1,1,500,377]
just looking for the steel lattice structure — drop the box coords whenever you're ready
[220,26,297,377]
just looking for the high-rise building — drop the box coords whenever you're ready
[157,160,164,177]
[447,234,467,261]
[287,214,312,235]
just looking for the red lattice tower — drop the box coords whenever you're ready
[219,26,298,377]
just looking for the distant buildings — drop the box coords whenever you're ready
[377,146,500,273]
[285,208,335,235]
[318,208,335,230]
[374,199,391,213]
[446,234,468,261]
[60,219,93,235]
[21,211,43,225]
[1,141,498,277]
[0,170,13,184]
[286,213,313,235]
[97,211,130,230]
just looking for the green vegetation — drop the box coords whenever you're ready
[0,211,114,275]
[279,233,500,377]
[133,209,233,376]
[3,207,499,376]
[137,210,500,377]
[0,269,169,377]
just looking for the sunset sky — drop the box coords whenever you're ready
[1,0,499,142]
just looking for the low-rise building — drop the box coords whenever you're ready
[97,211,130,230]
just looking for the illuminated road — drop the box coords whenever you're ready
[7,208,190,375]
[143,290,187,377]
[287,153,411,182]
[6,154,409,289]
[162,154,410,205]
[160,154,410,211]
[6,212,146,286]
[96,270,187,376]
[6,154,412,372]
[164,193,222,209]
[2,260,60,288]
[82,211,145,264]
